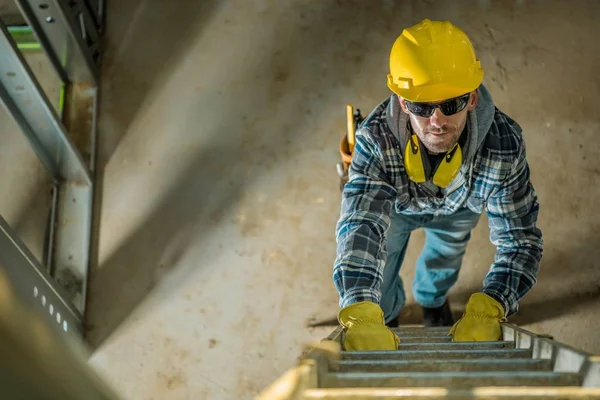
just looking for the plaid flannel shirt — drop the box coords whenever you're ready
[333,97,543,317]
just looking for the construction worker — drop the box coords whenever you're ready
[333,19,543,350]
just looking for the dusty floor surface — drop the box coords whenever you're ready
[1,1,600,399]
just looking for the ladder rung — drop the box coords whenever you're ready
[342,348,532,360]
[393,326,451,337]
[398,341,514,351]
[335,358,553,373]
[322,371,582,388]
[303,387,600,399]
[400,335,452,343]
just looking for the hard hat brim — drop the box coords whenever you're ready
[388,71,484,103]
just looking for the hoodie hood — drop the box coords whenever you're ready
[385,84,496,193]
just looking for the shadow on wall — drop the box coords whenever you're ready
[95,0,226,168]
[85,0,600,348]
[85,1,380,349]
[86,0,225,348]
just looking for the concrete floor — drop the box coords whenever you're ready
[2,0,600,399]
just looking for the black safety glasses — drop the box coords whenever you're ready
[404,93,471,118]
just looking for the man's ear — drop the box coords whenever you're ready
[398,95,409,113]
[468,89,479,111]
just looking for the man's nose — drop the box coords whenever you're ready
[430,108,448,128]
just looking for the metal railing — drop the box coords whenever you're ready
[0,0,104,342]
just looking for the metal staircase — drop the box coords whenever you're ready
[257,324,600,399]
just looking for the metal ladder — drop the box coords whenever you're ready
[257,324,600,399]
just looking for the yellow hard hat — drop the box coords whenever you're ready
[387,19,484,102]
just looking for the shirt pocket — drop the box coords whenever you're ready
[466,195,485,213]
[444,180,485,214]
[444,185,468,213]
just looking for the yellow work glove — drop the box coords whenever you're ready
[449,293,507,342]
[338,301,400,351]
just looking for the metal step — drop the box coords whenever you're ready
[392,326,451,337]
[302,387,600,399]
[398,341,514,351]
[335,358,553,373]
[322,371,583,388]
[256,324,600,399]
[342,348,532,360]
[400,335,452,343]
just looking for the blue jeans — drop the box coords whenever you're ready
[381,207,481,323]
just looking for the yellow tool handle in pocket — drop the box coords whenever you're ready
[346,104,356,153]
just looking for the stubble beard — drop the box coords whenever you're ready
[419,126,461,153]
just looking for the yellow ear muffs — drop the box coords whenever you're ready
[404,135,462,188]
[432,142,462,188]
[404,135,427,183]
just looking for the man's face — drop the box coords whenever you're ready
[399,91,478,154]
